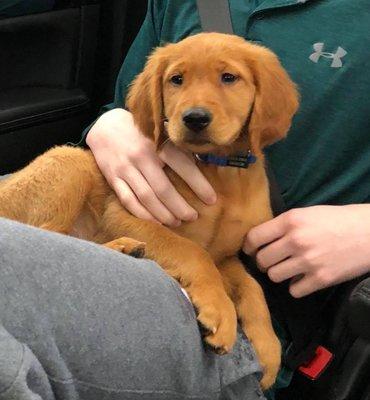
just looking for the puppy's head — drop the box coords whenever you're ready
[126,33,299,156]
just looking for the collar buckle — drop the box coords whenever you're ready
[195,151,257,169]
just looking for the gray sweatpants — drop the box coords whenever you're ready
[0,217,266,400]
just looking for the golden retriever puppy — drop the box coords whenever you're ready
[0,33,298,389]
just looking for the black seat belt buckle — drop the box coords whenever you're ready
[284,342,318,370]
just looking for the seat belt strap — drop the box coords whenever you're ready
[195,0,336,372]
[196,0,234,34]
[196,0,285,216]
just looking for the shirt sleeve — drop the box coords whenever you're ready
[79,0,161,144]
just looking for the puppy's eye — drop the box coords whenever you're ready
[170,74,183,86]
[221,73,238,84]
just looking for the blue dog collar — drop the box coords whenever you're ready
[195,151,257,169]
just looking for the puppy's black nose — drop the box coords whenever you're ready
[182,108,212,132]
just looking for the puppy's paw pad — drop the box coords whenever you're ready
[129,244,146,259]
[104,238,146,258]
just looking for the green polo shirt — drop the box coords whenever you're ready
[90,3,369,393]
[98,0,370,210]
[82,2,369,396]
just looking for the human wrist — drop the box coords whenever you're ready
[86,108,134,148]
[345,204,370,268]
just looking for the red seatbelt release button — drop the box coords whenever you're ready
[298,346,333,380]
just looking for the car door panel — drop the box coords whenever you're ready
[0,0,133,174]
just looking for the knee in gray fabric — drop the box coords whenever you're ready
[0,326,55,400]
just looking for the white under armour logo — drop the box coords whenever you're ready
[309,43,347,68]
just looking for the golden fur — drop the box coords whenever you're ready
[0,33,298,389]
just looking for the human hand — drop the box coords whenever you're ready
[86,108,216,227]
[243,205,370,297]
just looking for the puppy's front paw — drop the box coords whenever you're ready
[196,293,237,355]
[246,325,281,390]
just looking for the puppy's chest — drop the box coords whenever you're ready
[177,197,267,262]
[167,164,272,262]
[206,203,253,259]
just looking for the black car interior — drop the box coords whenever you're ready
[0,0,146,173]
[0,1,369,399]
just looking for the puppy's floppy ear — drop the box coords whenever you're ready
[126,49,168,148]
[245,45,299,155]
